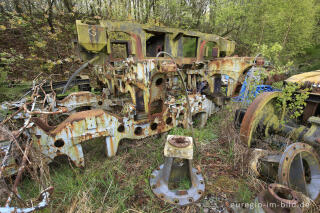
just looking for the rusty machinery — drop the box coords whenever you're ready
[0,20,273,210]
[237,71,320,204]
[0,20,270,178]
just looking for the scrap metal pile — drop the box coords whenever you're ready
[0,20,279,211]
[236,71,320,212]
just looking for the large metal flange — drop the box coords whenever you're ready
[278,142,320,202]
[240,92,281,147]
[150,135,205,205]
[256,183,302,213]
[268,183,300,207]
[149,159,205,206]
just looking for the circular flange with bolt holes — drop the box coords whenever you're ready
[278,142,320,202]
[149,163,205,206]
[256,184,302,213]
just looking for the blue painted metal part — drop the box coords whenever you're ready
[232,71,280,103]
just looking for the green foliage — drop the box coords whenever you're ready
[296,45,320,73]
[210,0,317,57]
[182,36,197,57]
[254,43,293,76]
[277,83,310,121]
[168,175,192,190]
[240,43,292,105]
[255,43,310,122]
[0,49,24,84]
[0,67,7,83]
[271,81,284,90]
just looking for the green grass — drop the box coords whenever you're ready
[217,140,235,162]
[16,108,253,212]
[18,136,171,212]
[236,183,254,204]
[169,116,219,144]
[0,82,32,101]
[168,175,192,190]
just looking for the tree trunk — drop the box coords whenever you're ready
[144,0,155,23]
[26,0,32,16]
[85,0,89,15]
[47,0,55,33]
[63,0,73,13]
[282,14,293,49]
[13,0,23,14]
[0,3,5,14]
[97,0,102,16]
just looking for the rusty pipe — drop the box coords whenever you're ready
[62,55,99,94]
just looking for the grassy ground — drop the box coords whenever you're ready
[17,106,255,213]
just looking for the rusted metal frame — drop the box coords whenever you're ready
[97,20,235,60]
[0,64,216,175]
[56,91,113,112]
[8,91,115,120]
[208,57,260,97]
[155,51,198,153]
[239,90,320,148]
[181,57,261,97]
[30,93,214,166]
[23,103,68,115]
[0,21,234,178]
[78,20,234,67]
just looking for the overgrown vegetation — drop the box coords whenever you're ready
[15,107,255,212]
[1,0,320,212]
[277,83,311,120]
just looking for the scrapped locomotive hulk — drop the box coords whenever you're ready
[0,20,269,177]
